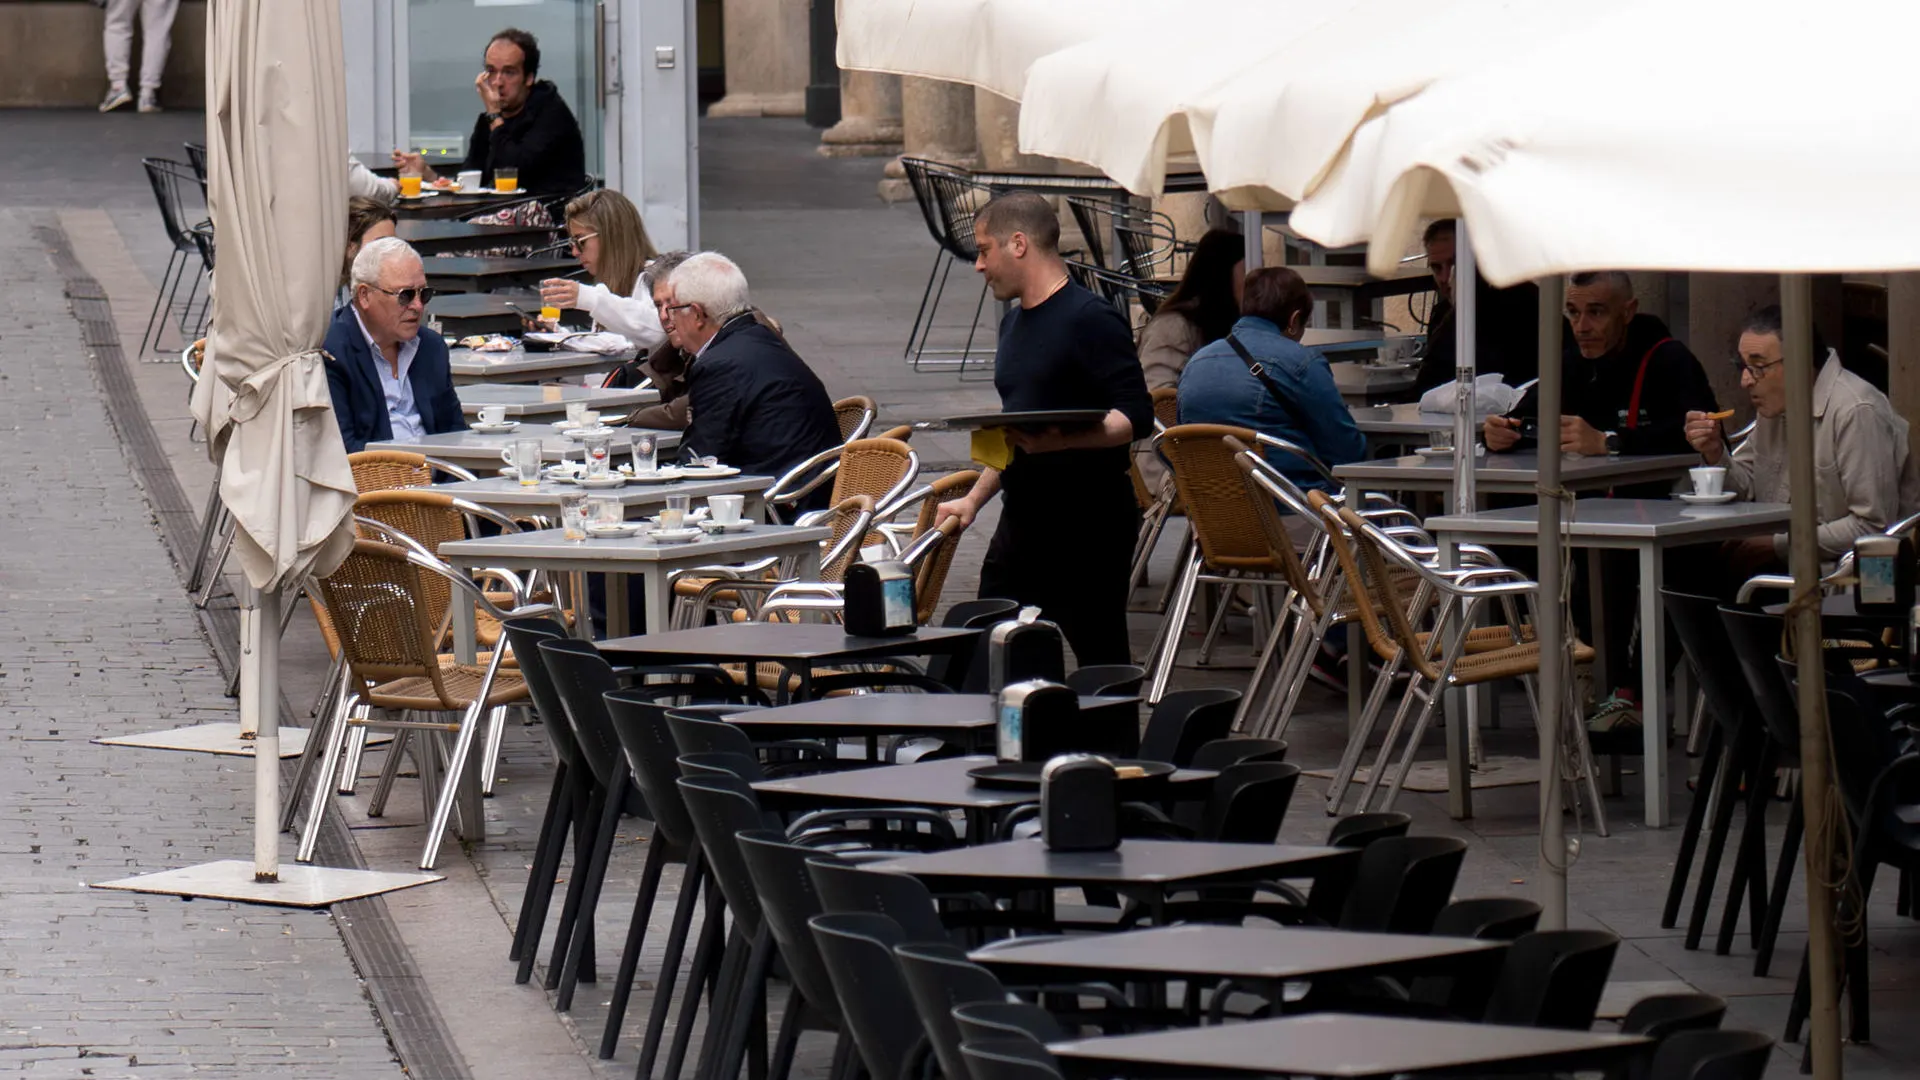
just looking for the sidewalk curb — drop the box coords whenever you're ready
[35,213,475,1080]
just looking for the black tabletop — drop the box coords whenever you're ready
[424,255,581,280]
[397,219,556,254]
[1047,1014,1647,1079]
[727,693,1137,740]
[969,924,1505,985]
[750,754,1212,812]
[869,837,1355,892]
[599,623,980,665]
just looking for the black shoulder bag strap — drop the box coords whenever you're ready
[1225,332,1311,432]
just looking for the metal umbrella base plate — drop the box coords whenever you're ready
[94,722,311,758]
[91,860,441,908]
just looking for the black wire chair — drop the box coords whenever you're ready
[138,157,211,362]
[899,157,997,375]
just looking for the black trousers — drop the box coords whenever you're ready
[979,489,1140,668]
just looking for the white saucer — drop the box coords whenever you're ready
[544,468,587,483]
[577,475,627,490]
[1414,446,1456,457]
[678,464,741,479]
[586,522,644,538]
[700,519,754,534]
[397,190,441,200]
[470,420,520,433]
[623,467,686,483]
[563,426,618,441]
[649,527,704,544]
[1677,491,1738,505]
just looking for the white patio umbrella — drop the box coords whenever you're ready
[197,0,357,881]
[1283,2,1920,1071]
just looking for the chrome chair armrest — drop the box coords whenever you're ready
[445,497,524,533]
[422,456,479,482]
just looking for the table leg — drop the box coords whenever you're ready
[452,570,479,664]
[745,492,766,524]
[1442,540,1474,822]
[607,572,630,638]
[1640,544,1670,827]
[1586,549,1610,690]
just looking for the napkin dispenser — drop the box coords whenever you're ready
[1041,754,1118,852]
[843,560,917,637]
[997,679,1078,762]
[987,608,1066,693]
[1852,533,1913,615]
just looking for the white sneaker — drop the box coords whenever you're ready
[99,86,133,113]
[137,90,161,114]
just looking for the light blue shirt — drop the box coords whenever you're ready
[353,308,423,442]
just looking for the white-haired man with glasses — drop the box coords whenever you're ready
[1685,305,1920,574]
[324,236,466,453]
[662,252,840,494]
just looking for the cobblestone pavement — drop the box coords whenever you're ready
[0,208,404,1078]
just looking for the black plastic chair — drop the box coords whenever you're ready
[1646,1029,1773,1080]
[960,1039,1066,1080]
[1622,992,1727,1038]
[1304,812,1414,922]
[809,913,925,1080]
[953,1001,1070,1046]
[896,942,1017,1080]
[138,158,209,361]
[933,598,1022,692]
[1196,761,1301,843]
[1065,664,1147,699]
[535,638,643,1010]
[1336,836,1469,934]
[498,618,584,973]
[1137,688,1241,767]
[1719,604,1808,976]
[676,773,782,1080]
[1187,736,1288,770]
[1429,897,1543,941]
[677,749,769,782]
[736,832,854,1080]
[599,689,713,1065]
[667,707,835,777]
[1481,929,1620,1029]
[1662,591,1771,958]
[808,858,952,942]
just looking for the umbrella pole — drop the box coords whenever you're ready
[1535,276,1568,929]
[1781,275,1841,1077]
[238,586,259,737]
[244,582,283,881]
[1441,225,1480,818]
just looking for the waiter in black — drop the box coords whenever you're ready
[936,192,1154,665]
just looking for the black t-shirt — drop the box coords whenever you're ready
[993,282,1153,509]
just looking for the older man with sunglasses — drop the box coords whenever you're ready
[324,236,467,453]
[1685,305,1920,576]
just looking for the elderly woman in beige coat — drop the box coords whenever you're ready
[1685,305,1920,574]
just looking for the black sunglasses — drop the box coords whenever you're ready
[370,285,437,308]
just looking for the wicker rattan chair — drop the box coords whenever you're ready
[1309,492,1606,827]
[301,539,554,869]
[834,396,878,443]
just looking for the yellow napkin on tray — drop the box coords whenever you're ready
[970,427,1014,471]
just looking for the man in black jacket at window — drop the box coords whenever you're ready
[394,28,586,197]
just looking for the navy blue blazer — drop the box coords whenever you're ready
[323,304,467,453]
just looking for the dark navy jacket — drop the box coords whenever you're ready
[322,304,467,453]
[682,315,840,500]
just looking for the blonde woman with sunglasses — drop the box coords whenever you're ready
[538,189,665,350]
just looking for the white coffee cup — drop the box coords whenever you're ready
[577,409,602,429]
[1689,465,1727,497]
[565,401,589,425]
[709,494,745,525]
[456,169,483,193]
[477,405,507,426]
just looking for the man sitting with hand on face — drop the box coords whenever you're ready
[1484,270,1716,472]
[1684,305,1920,578]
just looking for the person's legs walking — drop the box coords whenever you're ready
[135,0,181,112]
[100,0,138,112]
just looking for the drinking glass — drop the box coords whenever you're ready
[659,493,691,531]
[565,401,589,425]
[397,168,422,198]
[631,431,659,474]
[588,495,623,528]
[494,166,519,193]
[559,493,589,541]
[583,433,612,478]
[509,438,543,486]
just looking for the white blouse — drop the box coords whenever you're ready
[573,273,666,350]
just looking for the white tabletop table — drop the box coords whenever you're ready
[1334,450,1701,499]
[455,383,657,418]
[439,523,830,647]
[435,474,774,521]
[447,346,631,386]
[1424,498,1792,827]
[1331,360,1418,402]
[365,423,681,468]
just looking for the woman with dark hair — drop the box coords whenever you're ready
[1137,228,1245,390]
[340,195,397,294]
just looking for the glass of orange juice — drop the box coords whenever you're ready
[494,167,519,194]
[398,173,422,197]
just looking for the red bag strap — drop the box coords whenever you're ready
[1623,338,1672,430]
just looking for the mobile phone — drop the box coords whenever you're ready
[1517,416,1540,442]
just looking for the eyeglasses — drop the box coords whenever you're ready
[567,231,598,252]
[369,285,436,308]
[1730,356,1785,379]
[658,302,697,318]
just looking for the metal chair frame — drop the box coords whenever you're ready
[138,157,211,362]
[899,157,997,374]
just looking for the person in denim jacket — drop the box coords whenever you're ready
[1177,266,1366,494]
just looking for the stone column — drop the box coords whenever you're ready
[707,0,808,117]
[878,77,978,202]
[818,71,902,157]
[972,88,1050,173]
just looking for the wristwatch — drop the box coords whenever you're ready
[1603,430,1622,455]
[485,111,503,122]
